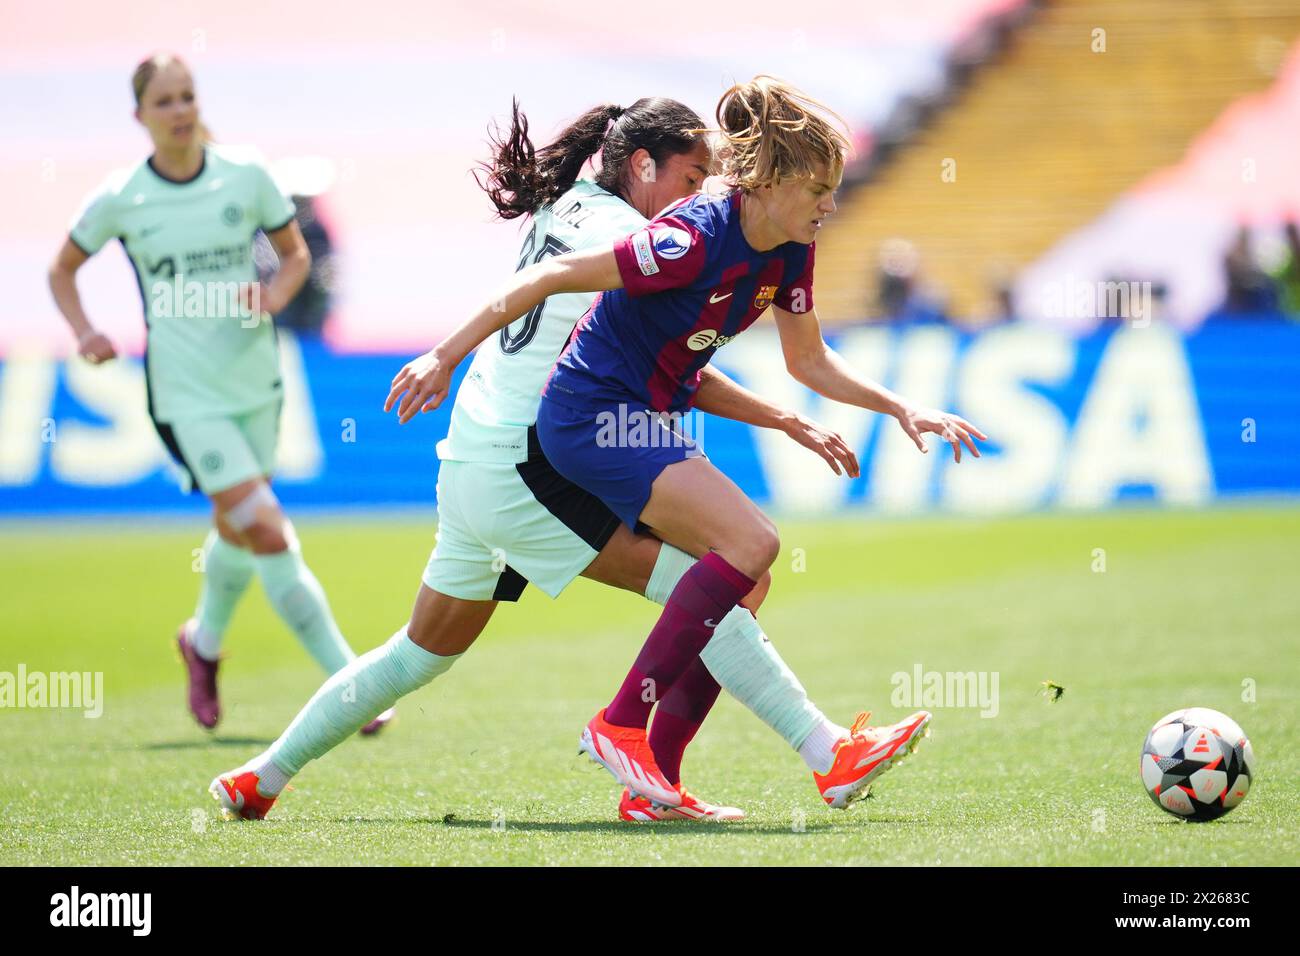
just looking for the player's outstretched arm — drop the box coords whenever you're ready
[771,304,988,463]
[694,366,859,476]
[385,243,622,423]
[48,239,118,364]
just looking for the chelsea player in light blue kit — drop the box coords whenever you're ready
[48,54,384,734]
[214,96,876,822]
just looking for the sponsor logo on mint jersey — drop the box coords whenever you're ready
[652,226,691,260]
[708,291,733,304]
[222,203,243,225]
[686,329,740,352]
[148,244,250,278]
[631,232,660,277]
[754,284,778,310]
[200,451,224,473]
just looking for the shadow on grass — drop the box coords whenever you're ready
[137,737,274,750]
[414,814,926,834]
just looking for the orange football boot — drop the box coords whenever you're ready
[209,769,279,820]
[579,708,680,806]
[619,785,745,822]
[813,710,931,809]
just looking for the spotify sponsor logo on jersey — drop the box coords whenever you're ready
[686,329,740,351]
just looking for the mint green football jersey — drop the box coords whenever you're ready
[70,144,296,422]
[437,180,647,463]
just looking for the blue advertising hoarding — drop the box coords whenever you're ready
[1,319,1296,516]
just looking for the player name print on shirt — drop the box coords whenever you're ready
[553,198,596,230]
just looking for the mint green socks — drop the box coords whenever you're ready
[191,530,256,661]
[256,629,460,789]
[254,545,356,674]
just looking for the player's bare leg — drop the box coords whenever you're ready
[406,586,498,656]
[211,477,361,676]
[190,476,386,739]
[214,513,856,820]
[579,457,781,804]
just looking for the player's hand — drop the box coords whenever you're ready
[386,347,452,424]
[781,412,860,477]
[896,405,987,463]
[77,329,117,365]
[240,282,283,318]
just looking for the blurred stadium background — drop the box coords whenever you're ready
[3,0,1299,867]
[3,0,1298,516]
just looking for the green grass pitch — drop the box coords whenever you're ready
[1,504,1296,866]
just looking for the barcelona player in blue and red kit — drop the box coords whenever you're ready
[389,76,986,808]
[539,188,814,530]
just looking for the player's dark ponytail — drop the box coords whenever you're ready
[476,97,706,219]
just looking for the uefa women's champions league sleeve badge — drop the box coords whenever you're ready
[650,226,691,260]
[630,225,693,277]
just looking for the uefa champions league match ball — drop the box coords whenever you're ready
[1140,707,1255,821]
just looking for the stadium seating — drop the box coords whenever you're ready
[813,0,1300,324]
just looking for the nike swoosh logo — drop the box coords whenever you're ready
[708,292,732,304]
[704,618,719,628]
[140,224,165,237]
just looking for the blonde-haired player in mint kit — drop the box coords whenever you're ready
[47,53,388,735]
[211,96,907,824]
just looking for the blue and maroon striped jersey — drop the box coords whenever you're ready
[541,190,815,414]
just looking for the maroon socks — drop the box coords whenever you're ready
[605,550,755,730]
[648,656,723,785]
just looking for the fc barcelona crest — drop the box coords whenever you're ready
[753,284,779,310]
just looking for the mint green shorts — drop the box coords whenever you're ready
[423,447,621,602]
[154,399,281,496]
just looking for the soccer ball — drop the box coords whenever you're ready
[1140,707,1255,821]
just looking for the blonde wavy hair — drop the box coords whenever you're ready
[703,75,851,192]
[132,53,213,144]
